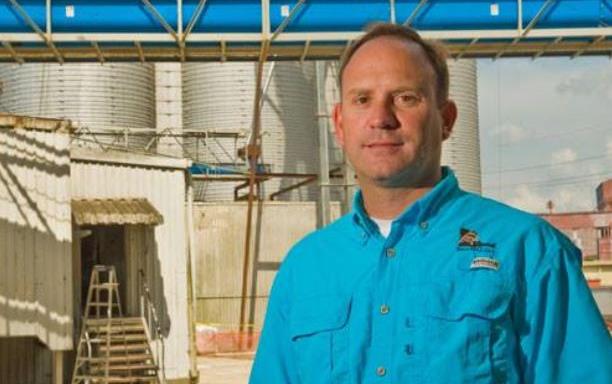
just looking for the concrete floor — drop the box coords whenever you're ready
[198,354,254,384]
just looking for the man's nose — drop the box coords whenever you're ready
[368,99,399,130]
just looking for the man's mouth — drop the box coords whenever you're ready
[364,142,403,148]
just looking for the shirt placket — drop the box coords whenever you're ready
[369,224,403,382]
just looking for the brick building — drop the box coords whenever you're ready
[540,179,612,261]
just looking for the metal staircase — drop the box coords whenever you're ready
[72,265,160,383]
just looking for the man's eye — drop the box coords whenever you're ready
[353,95,369,105]
[394,93,419,106]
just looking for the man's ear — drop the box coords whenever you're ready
[332,103,345,147]
[440,99,457,141]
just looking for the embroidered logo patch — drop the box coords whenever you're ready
[459,228,479,246]
[470,257,500,271]
[458,228,495,248]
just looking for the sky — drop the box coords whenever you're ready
[476,56,612,214]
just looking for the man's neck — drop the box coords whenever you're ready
[361,186,432,219]
[360,170,442,220]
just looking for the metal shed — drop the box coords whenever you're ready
[70,147,194,382]
[0,114,73,383]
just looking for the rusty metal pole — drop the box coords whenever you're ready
[239,39,269,348]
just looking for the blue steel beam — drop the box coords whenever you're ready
[0,0,610,62]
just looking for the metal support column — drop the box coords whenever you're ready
[239,38,269,347]
[315,61,331,227]
[343,158,356,214]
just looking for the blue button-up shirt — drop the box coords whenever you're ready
[250,168,612,383]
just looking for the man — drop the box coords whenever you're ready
[250,24,612,383]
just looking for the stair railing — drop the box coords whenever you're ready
[138,269,166,383]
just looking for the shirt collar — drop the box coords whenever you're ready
[351,167,461,236]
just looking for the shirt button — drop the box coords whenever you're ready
[380,304,390,315]
[376,366,386,376]
[385,248,396,258]
[419,221,429,230]
[405,344,413,355]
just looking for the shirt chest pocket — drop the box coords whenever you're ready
[289,296,351,384]
[425,272,511,383]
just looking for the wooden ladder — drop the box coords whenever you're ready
[71,265,160,383]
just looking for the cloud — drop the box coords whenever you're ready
[489,122,528,143]
[507,185,548,213]
[556,68,612,100]
[551,148,577,164]
[507,184,594,213]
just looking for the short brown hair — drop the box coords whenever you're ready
[338,23,450,103]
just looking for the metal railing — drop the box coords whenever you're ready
[139,269,166,383]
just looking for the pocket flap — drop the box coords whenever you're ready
[427,273,511,321]
[289,295,351,340]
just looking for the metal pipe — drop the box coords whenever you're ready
[270,0,306,41]
[185,172,199,382]
[343,159,356,214]
[184,0,208,39]
[315,61,331,226]
[9,0,63,62]
[270,176,317,200]
[261,0,270,39]
[141,0,178,40]
[517,0,523,34]
[45,0,51,37]
[522,0,555,37]
[239,39,270,348]
[403,0,428,26]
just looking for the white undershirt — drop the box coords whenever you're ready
[371,217,393,238]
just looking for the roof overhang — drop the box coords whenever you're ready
[71,198,164,226]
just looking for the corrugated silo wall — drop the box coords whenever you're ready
[0,63,156,150]
[70,156,190,381]
[0,127,72,382]
[183,62,319,201]
[442,59,482,194]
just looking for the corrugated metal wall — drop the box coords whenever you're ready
[0,337,52,384]
[0,128,73,351]
[70,153,190,380]
[193,202,341,328]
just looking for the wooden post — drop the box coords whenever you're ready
[53,351,63,384]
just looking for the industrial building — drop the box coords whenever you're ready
[0,115,196,383]
[540,179,612,329]
[540,179,612,262]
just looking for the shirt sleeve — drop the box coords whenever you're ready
[517,241,612,383]
[249,262,300,384]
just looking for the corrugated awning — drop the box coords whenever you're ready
[71,198,164,226]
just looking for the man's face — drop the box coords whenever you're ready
[333,37,456,188]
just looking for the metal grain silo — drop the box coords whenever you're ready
[0,63,156,150]
[443,59,481,194]
[183,62,318,201]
